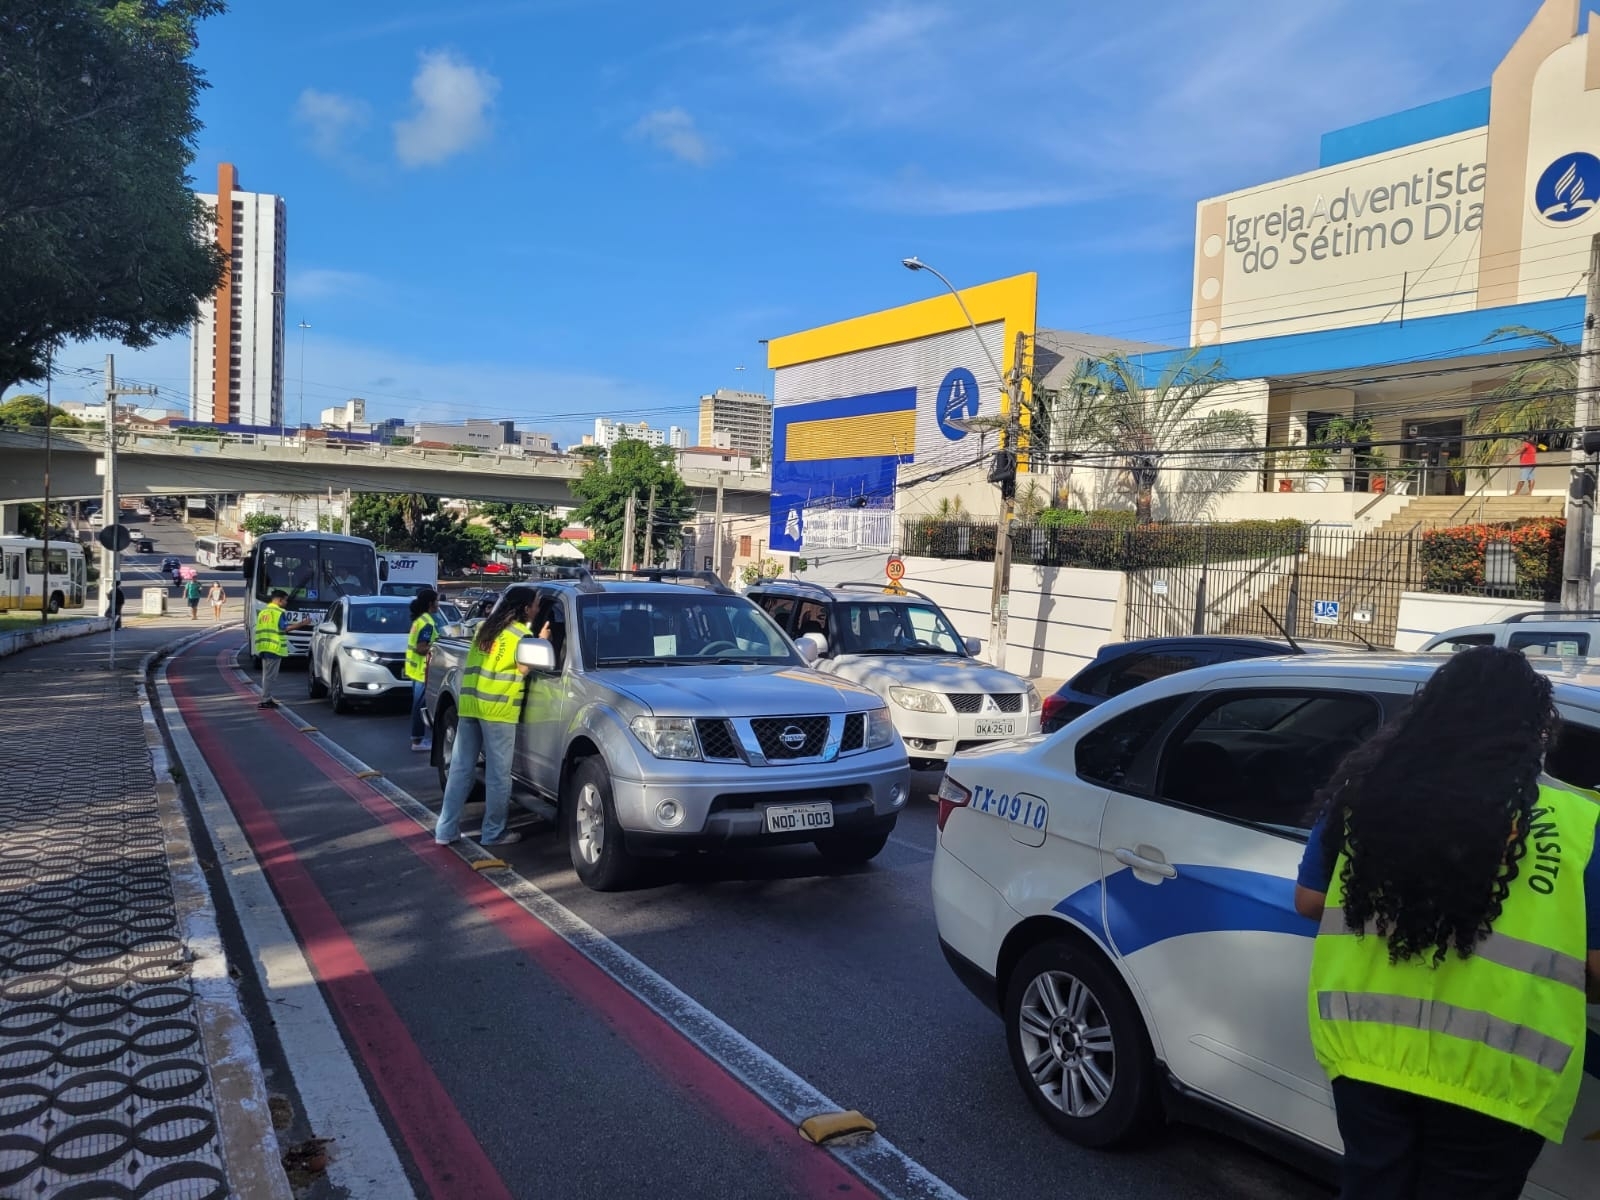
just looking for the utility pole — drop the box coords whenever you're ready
[621,492,637,571]
[642,484,657,569]
[1565,232,1600,611]
[985,331,1029,670]
[711,477,725,579]
[102,354,156,662]
[41,345,53,625]
[342,488,352,537]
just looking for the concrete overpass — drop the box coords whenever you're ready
[0,427,770,515]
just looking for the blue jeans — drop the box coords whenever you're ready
[410,681,428,741]
[436,716,517,843]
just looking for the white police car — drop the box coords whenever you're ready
[932,653,1599,1198]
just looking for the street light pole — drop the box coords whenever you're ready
[903,256,1024,670]
[297,320,311,433]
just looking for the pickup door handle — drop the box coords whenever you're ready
[1113,847,1178,879]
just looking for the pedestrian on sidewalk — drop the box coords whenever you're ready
[112,579,126,630]
[208,581,225,621]
[185,577,203,620]
[1294,647,1600,1200]
[253,589,312,710]
[406,588,441,753]
[435,584,539,848]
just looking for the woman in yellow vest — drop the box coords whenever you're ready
[1294,646,1600,1198]
[434,585,541,848]
[406,588,440,753]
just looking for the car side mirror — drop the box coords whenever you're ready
[317,621,337,634]
[440,622,467,639]
[516,636,558,672]
[964,637,982,655]
[797,632,827,664]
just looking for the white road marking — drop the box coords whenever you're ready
[159,652,417,1200]
[226,655,969,1200]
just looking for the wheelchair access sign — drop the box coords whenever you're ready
[1312,599,1340,626]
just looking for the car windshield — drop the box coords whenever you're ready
[256,538,378,604]
[833,600,964,655]
[346,603,413,634]
[578,593,795,666]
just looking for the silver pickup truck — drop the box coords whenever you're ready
[424,573,911,890]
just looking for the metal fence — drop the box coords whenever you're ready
[902,519,1564,649]
[804,506,894,551]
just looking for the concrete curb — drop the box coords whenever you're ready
[0,614,110,656]
[137,627,295,1200]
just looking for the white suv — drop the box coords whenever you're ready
[1422,611,1600,657]
[931,653,1598,1197]
[746,581,1041,767]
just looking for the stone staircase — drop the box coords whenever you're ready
[1367,494,1565,540]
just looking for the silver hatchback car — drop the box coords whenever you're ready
[308,595,416,712]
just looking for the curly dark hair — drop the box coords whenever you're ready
[1313,646,1557,966]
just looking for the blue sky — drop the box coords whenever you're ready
[33,0,1544,446]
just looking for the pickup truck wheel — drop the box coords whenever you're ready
[565,758,638,891]
[329,665,350,714]
[434,704,483,800]
[813,823,893,866]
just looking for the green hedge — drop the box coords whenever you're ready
[902,518,1309,570]
[1419,518,1563,600]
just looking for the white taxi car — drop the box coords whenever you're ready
[932,653,1598,1197]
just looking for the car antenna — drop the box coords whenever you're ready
[1346,626,1376,652]
[1258,604,1302,653]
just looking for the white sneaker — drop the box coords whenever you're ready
[410,739,432,753]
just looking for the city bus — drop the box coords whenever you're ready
[194,534,243,570]
[0,537,88,613]
[242,532,385,661]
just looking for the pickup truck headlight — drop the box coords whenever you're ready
[888,686,946,714]
[865,707,895,749]
[344,646,381,663]
[630,716,702,760]
[1025,683,1042,712]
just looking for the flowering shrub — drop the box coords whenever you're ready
[1420,518,1563,599]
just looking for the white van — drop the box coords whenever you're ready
[377,551,439,598]
[1420,611,1600,657]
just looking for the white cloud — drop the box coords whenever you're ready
[288,268,380,301]
[295,88,370,159]
[393,50,500,168]
[632,108,714,166]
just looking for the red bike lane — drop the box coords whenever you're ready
[166,630,878,1200]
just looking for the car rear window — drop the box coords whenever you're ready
[1507,631,1589,656]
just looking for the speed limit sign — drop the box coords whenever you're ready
[885,557,905,582]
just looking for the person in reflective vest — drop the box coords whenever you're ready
[406,588,440,753]
[1294,646,1600,1198]
[434,584,540,848]
[253,589,312,710]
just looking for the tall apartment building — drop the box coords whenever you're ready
[698,389,772,462]
[594,417,686,449]
[188,163,287,427]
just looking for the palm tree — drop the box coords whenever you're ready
[1067,349,1258,523]
[1468,326,1577,475]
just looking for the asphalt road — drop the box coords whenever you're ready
[145,521,1329,1199]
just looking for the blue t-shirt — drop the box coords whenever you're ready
[1298,810,1600,951]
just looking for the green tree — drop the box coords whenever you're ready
[1468,327,1577,476]
[0,393,84,428]
[0,1,229,393]
[1064,350,1258,524]
[345,492,490,572]
[241,512,284,537]
[479,502,559,547]
[571,439,692,567]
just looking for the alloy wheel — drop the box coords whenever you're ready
[574,782,606,865]
[1016,969,1116,1118]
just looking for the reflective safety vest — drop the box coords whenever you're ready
[405,612,438,682]
[457,622,531,723]
[1309,781,1597,1142]
[253,606,289,658]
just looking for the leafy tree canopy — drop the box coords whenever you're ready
[479,502,559,545]
[0,393,84,428]
[570,439,692,567]
[1468,326,1577,474]
[240,512,283,537]
[346,492,493,572]
[0,1,228,392]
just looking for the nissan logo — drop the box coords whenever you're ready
[779,725,807,750]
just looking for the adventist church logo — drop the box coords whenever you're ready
[1534,151,1600,225]
[935,367,979,440]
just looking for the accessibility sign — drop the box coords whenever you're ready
[1312,599,1340,625]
